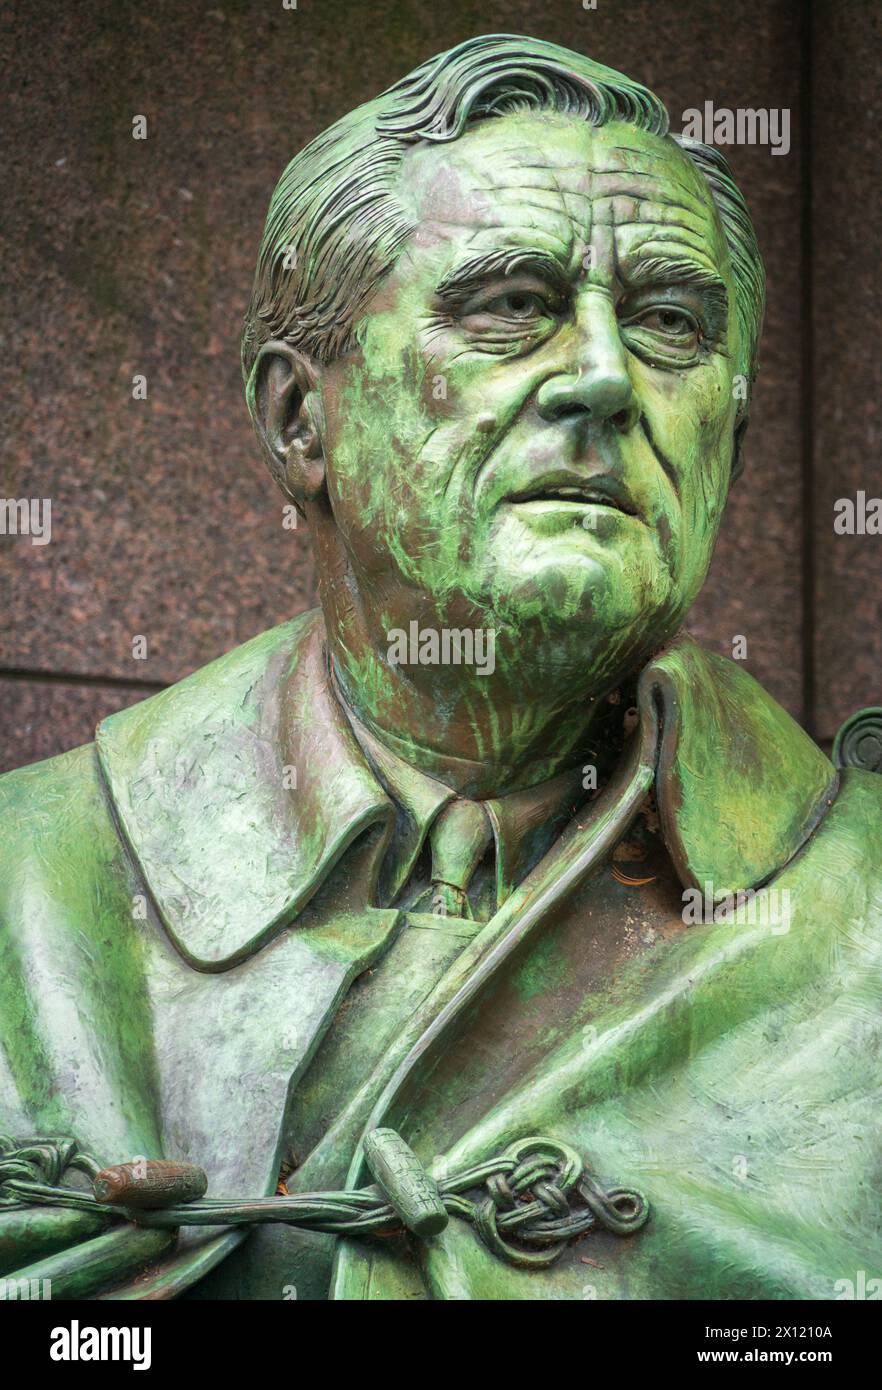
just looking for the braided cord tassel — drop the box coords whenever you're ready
[0,1131,649,1270]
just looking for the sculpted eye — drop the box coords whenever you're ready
[480,290,548,320]
[619,301,706,369]
[451,279,564,353]
[634,306,699,340]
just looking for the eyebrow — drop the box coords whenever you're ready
[621,255,729,311]
[434,247,571,304]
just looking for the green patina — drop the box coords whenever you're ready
[2,36,878,1303]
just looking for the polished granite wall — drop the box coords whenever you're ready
[1,0,877,773]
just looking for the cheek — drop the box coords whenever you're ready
[683,380,735,526]
[640,363,734,499]
[635,362,735,585]
[321,383,390,534]
[322,349,428,519]
[675,380,736,594]
[319,366,474,590]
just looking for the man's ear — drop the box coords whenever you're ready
[247,340,326,508]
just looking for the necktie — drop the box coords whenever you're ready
[427,797,494,918]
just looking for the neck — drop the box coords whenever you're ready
[309,510,635,797]
[329,626,623,800]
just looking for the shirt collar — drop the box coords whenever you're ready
[341,699,585,910]
[96,609,837,971]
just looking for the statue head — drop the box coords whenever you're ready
[243,35,764,768]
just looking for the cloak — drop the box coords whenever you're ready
[1,611,879,1300]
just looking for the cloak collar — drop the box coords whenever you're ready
[96,610,837,971]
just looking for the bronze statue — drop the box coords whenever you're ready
[1,35,879,1301]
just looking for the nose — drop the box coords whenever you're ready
[536,295,638,429]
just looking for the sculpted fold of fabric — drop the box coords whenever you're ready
[3,611,875,1300]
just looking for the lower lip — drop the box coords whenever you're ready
[508,497,629,534]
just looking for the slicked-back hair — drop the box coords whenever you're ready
[242,34,765,396]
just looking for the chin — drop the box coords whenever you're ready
[483,549,660,625]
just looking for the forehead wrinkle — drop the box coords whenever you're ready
[467,129,694,182]
[620,229,722,260]
[478,140,559,160]
[485,184,582,208]
[634,197,712,221]
[490,194,589,258]
[454,222,576,272]
[570,161,703,196]
[506,161,602,173]
[448,183,579,247]
[607,142,707,181]
[440,140,569,191]
[626,220,721,247]
[592,165,703,196]
[470,139,588,171]
[470,168,575,198]
[588,196,716,230]
[486,176,716,243]
[622,219,726,253]
[484,178,709,219]
[482,156,701,205]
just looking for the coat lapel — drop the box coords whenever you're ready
[96,611,395,970]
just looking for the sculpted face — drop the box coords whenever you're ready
[316,113,745,699]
